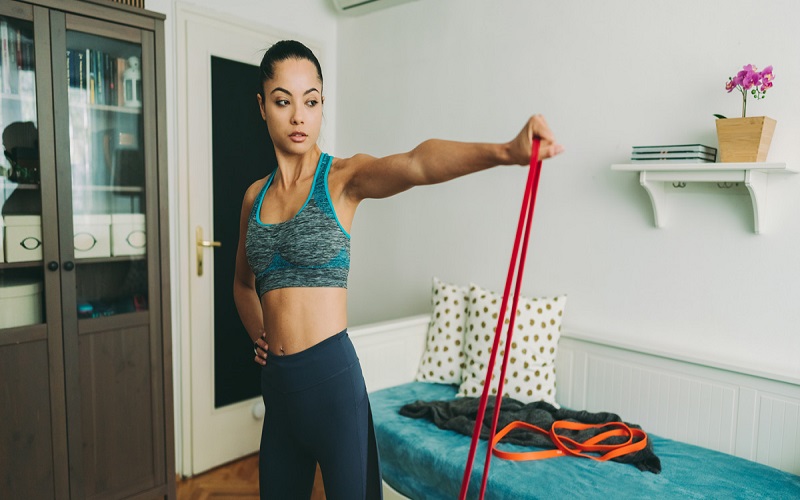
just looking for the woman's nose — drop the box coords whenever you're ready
[291,106,304,125]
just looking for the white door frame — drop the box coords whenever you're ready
[174,3,324,476]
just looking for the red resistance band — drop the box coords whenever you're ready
[457,142,649,499]
[458,138,544,500]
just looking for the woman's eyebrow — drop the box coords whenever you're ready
[270,87,320,96]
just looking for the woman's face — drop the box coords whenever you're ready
[257,58,323,157]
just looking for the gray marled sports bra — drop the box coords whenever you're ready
[245,153,350,296]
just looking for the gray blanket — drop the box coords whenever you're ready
[400,396,661,473]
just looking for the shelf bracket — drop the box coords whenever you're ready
[639,171,667,228]
[613,162,795,234]
[745,170,768,234]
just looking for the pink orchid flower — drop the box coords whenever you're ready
[722,64,775,117]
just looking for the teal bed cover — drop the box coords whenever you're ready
[370,382,800,499]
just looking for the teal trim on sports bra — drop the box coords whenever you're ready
[254,155,321,227]
[323,157,351,239]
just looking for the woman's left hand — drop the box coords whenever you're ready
[254,332,268,366]
[507,115,564,164]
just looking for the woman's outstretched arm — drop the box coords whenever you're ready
[342,115,563,201]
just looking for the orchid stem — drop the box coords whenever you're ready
[741,88,747,118]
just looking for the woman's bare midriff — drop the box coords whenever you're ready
[260,287,348,356]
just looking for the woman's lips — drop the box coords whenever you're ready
[289,132,307,143]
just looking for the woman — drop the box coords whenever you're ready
[234,40,564,500]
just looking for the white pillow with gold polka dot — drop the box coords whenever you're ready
[415,277,469,385]
[457,283,566,406]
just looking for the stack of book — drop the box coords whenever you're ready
[66,48,128,106]
[0,19,36,95]
[630,144,717,163]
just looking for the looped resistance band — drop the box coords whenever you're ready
[458,139,544,500]
[491,420,648,463]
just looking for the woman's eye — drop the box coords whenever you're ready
[275,99,289,107]
[306,99,319,107]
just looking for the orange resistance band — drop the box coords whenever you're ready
[491,420,649,463]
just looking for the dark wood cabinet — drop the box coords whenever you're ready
[0,1,174,498]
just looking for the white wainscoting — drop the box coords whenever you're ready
[349,314,430,392]
[350,315,800,475]
[557,334,800,475]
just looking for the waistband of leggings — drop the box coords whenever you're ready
[263,328,356,391]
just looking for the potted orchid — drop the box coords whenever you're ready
[715,64,774,119]
[715,64,776,162]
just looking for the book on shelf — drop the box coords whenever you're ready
[632,144,717,155]
[88,48,95,103]
[116,57,125,105]
[1,20,12,94]
[631,151,716,161]
[629,157,717,163]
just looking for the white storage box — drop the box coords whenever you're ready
[111,213,146,256]
[73,214,111,259]
[4,215,42,263]
[0,278,43,329]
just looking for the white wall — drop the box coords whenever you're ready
[337,0,800,381]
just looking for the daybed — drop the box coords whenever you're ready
[370,381,800,499]
[347,313,800,500]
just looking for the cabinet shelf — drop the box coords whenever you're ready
[0,260,42,269]
[611,162,799,234]
[0,92,36,103]
[73,184,143,193]
[75,255,145,265]
[0,179,40,190]
[0,256,145,269]
[78,310,148,334]
[67,92,143,114]
[87,102,142,114]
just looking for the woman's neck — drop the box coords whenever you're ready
[273,146,322,188]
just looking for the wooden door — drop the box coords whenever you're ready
[179,7,282,474]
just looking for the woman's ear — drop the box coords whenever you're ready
[322,95,325,105]
[256,93,267,121]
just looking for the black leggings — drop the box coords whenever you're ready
[259,329,382,500]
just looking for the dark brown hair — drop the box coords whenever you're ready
[258,40,323,97]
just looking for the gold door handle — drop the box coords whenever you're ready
[196,226,221,276]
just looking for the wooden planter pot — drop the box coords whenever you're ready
[715,116,776,162]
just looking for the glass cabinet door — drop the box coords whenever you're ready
[61,17,162,499]
[0,12,46,330]
[0,5,69,499]
[66,27,148,319]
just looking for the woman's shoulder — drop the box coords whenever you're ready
[241,175,270,209]
[329,153,377,176]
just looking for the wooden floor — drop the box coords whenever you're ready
[176,454,326,500]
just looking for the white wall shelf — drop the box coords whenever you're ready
[611,162,798,234]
